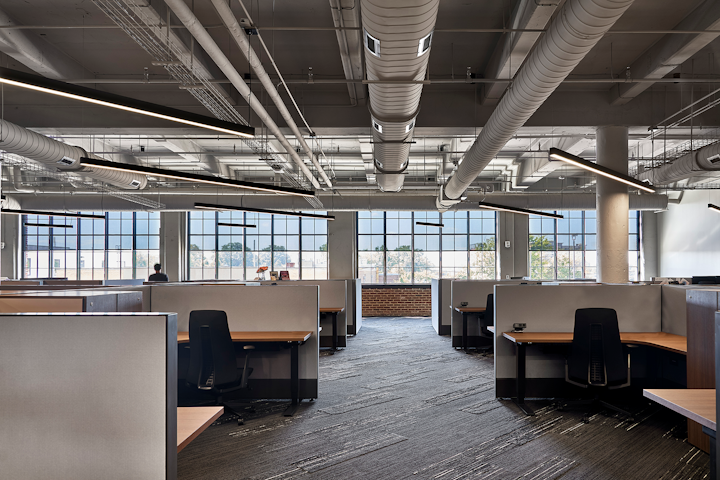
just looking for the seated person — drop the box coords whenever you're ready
[148,263,169,282]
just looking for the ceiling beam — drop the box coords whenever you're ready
[328,0,364,106]
[515,136,594,188]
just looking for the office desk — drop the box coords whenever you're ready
[320,307,345,351]
[644,389,715,477]
[177,406,224,453]
[178,331,313,416]
[454,307,486,352]
[501,331,687,416]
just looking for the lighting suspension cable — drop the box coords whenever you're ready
[478,201,564,219]
[0,67,254,138]
[1,209,106,219]
[80,157,314,197]
[548,148,655,193]
[194,202,335,220]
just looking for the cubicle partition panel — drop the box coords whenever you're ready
[494,284,662,398]
[151,284,320,400]
[351,278,363,335]
[450,280,542,346]
[0,313,177,480]
[431,279,453,335]
[0,290,143,313]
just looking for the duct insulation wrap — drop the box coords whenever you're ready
[442,0,635,200]
[637,142,720,185]
[0,119,147,189]
[361,0,439,192]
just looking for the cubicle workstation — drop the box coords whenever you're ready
[449,280,542,348]
[0,289,143,313]
[150,284,320,402]
[0,312,179,479]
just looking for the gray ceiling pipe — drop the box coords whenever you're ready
[361,0,440,192]
[210,0,333,189]
[0,118,147,189]
[163,0,321,190]
[636,142,720,185]
[440,0,635,207]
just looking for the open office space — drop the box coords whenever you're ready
[2,0,720,478]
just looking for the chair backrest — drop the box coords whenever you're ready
[187,310,239,388]
[567,308,626,387]
[480,293,494,329]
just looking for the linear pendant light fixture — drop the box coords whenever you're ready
[80,157,313,197]
[415,221,444,228]
[23,222,73,228]
[478,201,564,219]
[1,209,105,219]
[709,204,720,213]
[548,147,656,193]
[218,222,257,228]
[0,67,254,138]
[195,202,335,220]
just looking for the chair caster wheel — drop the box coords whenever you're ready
[581,416,590,424]
[238,419,244,426]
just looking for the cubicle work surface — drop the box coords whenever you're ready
[0,312,178,480]
[151,284,320,400]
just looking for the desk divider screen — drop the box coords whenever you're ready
[494,284,662,398]
[0,313,177,480]
[150,284,319,399]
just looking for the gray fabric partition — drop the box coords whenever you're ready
[661,285,689,336]
[346,279,363,335]
[450,280,542,346]
[494,284,662,397]
[431,279,453,335]
[150,284,319,399]
[0,313,177,479]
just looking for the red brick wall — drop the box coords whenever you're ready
[362,287,431,317]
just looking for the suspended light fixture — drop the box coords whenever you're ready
[0,67,254,138]
[548,148,655,193]
[709,203,720,214]
[218,222,257,228]
[194,202,335,220]
[2,209,105,219]
[415,221,444,228]
[478,201,564,219]
[23,222,73,228]
[80,157,313,197]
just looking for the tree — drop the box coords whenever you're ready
[469,236,496,279]
[529,235,554,280]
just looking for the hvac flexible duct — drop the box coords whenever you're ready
[441,0,635,204]
[637,142,720,184]
[163,0,321,190]
[361,0,439,192]
[0,118,147,189]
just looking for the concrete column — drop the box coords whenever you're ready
[596,125,629,283]
[640,211,658,280]
[497,211,529,279]
[160,212,184,282]
[1,214,19,279]
[328,211,356,279]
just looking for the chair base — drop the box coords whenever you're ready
[556,395,634,423]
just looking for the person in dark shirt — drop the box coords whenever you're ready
[148,263,169,282]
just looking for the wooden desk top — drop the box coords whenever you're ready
[644,389,715,431]
[487,325,495,333]
[502,331,687,355]
[177,406,224,453]
[320,307,345,313]
[177,331,313,343]
[454,307,487,313]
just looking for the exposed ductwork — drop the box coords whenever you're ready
[636,142,720,185]
[0,119,147,189]
[361,0,440,192]
[439,0,635,207]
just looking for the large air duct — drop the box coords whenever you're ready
[637,142,720,185]
[0,119,147,189]
[440,0,635,207]
[361,0,439,192]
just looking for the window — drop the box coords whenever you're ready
[188,211,327,280]
[22,212,160,280]
[357,211,496,284]
[529,210,641,281]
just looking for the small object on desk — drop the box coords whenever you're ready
[461,301,468,307]
[256,266,268,280]
[280,270,290,280]
[270,270,278,281]
[512,323,526,332]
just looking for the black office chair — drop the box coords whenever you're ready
[476,294,494,354]
[187,310,255,425]
[560,308,632,422]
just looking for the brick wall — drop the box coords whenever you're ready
[362,286,431,317]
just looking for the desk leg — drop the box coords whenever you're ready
[332,313,338,351]
[283,343,300,417]
[462,312,468,352]
[702,426,716,479]
[513,342,535,416]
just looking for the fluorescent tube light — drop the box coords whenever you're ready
[478,201,564,219]
[218,222,257,228]
[194,202,335,220]
[548,148,655,193]
[2,209,105,219]
[415,221,444,228]
[0,67,254,138]
[23,223,73,228]
[709,203,720,213]
[80,157,313,197]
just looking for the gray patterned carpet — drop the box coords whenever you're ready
[178,317,709,479]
